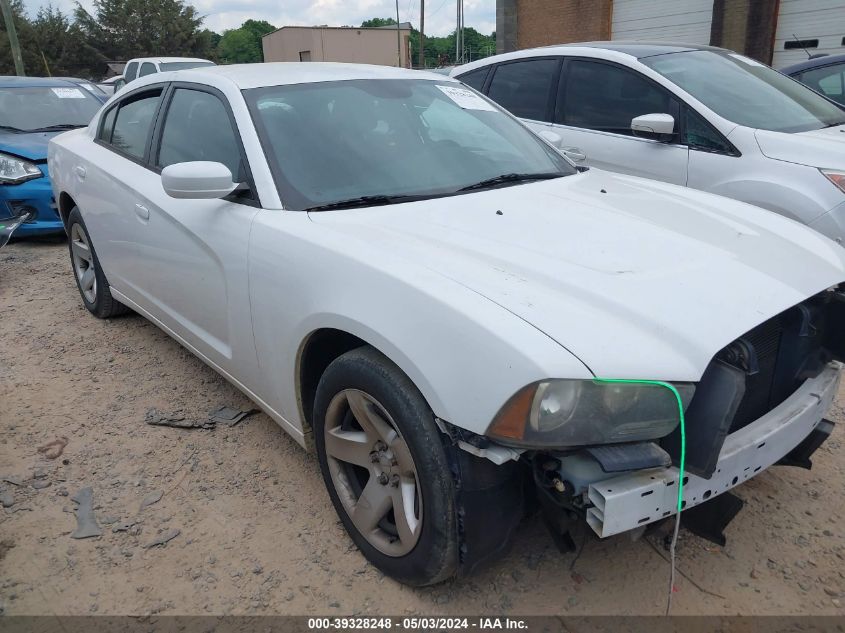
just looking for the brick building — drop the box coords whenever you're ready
[497,0,845,68]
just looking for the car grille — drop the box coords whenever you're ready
[729,316,785,432]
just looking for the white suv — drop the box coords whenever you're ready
[453,43,845,243]
[116,57,215,90]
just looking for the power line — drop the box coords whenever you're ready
[429,0,449,18]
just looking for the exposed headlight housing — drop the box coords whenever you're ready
[821,169,845,194]
[487,379,694,448]
[0,152,42,184]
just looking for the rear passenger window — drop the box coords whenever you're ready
[139,62,157,78]
[157,88,246,183]
[457,67,489,92]
[558,60,677,136]
[109,90,162,159]
[124,62,138,82]
[98,106,117,143]
[487,59,558,121]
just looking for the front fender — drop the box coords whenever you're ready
[247,211,591,437]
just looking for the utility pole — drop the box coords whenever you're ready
[395,0,402,67]
[460,0,464,64]
[419,0,425,69]
[0,0,25,76]
[455,0,460,63]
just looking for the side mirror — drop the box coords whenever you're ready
[537,129,563,148]
[161,161,238,199]
[631,113,676,142]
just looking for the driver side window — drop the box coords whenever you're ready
[156,88,251,198]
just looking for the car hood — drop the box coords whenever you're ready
[309,170,845,381]
[755,124,845,168]
[0,130,60,161]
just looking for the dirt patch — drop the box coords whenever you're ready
[1,239,844,616]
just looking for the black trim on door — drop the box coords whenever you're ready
[149,81,260,207]
[678,104,742,157]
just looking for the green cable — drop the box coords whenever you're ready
[593,378,686,614]
[592,378,685,512]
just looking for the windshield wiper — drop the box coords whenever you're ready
[304,194,438,212]
[29,124,87,132]
[457,172,564,192]
[0,125,25,133]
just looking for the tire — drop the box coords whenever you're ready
[314,346,459,586]
[66,206,130,319]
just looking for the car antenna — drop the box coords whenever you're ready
[792,34,812,59]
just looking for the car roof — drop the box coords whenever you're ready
[128,57,212,64]
[572,41,729,58]
[144,62,456,90]
[0,76,81,89]
[780,53,845,75]
[451,41,731,76]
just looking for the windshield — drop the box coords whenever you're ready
[245,79,575,210]
[160,61,215,72]
[642,50,845,133]
[0,86,102,132]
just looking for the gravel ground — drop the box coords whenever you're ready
[1,238,844,617]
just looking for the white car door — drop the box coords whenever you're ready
[127,84,259,374]
[547,58,689,185]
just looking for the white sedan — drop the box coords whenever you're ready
[49,62,845,586]
[452,43,845,242]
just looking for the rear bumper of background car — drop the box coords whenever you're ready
[585,362,840,538]
[0,164,64,237]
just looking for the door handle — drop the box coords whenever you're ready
[75,165,86,180]
[134,204,150,220]
[562,147,586,162]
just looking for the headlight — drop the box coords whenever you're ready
[821,169,845,194]
[488,379,695,448]
[0,152,42,184]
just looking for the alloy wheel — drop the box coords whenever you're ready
[70,223,97,304]
[323,389,423,557]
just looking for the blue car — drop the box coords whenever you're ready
[0,76,103,236]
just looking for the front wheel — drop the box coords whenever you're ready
[314,346,459,586]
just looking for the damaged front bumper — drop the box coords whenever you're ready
[585,361,840,538]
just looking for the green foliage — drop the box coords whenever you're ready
[361,17,398,28]
[361,17,495,67]
[218,28,257,64]
[1,0,219,78]
[217,19,275,64]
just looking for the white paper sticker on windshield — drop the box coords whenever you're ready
[729,53,765,68]
[436,85,497,111]
[51,87,86,99]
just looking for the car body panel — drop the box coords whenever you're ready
[308,169,845,383]
[48,62,845,441]
[452,44,845,242]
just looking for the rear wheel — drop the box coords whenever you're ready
[67,207,129,319]
[314,346,459,585]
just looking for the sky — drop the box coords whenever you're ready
[27,0,496,37]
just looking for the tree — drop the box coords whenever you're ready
[218,28,257,63]
[73,0,216,75]
[361,17,397,28]
[361,17,495,68]
[216,19,275,64]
